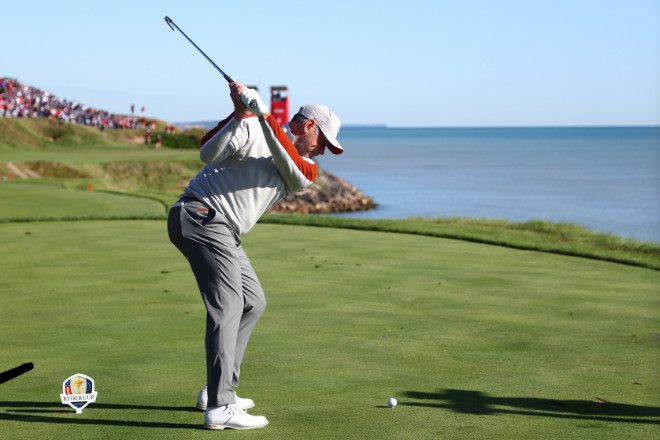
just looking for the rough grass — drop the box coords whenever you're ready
[260,214,660,270]
[23,161,91,178]
[0,117,135,147]
[150,132,201,149]
[0,117,203,149]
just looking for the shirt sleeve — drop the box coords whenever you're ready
[259,114,317,192]
[199,114,242,164]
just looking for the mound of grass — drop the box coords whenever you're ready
[181,127,208,140]
[2,158,200,194]
[0,118,122,148]
[153,132,201,149]
[0,116,179,149]
[23,161,91,179]
[99,161,196,192]
[0,118,45,148]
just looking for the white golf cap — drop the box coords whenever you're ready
[298,104,343,155]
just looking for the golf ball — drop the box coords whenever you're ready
[388,397,397,408]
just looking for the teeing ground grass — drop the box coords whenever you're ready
[1,219,658,439]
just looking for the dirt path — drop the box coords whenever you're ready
[6,162,40,178]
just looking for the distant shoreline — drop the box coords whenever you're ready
[176,120,390,130]
[176,120,660,131]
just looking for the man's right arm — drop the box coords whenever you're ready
[199,82,253,164]
[199,114,242,164]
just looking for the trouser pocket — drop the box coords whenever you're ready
[182,201,216,227]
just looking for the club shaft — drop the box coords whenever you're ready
[164,16,256,108]
[165,17,233,83]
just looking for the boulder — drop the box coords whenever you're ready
[268,169,376,214]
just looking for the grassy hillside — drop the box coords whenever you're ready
[0,118,205,195]
[0,117,202,149]
[0,117,142,148]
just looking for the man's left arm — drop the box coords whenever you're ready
[260,114,317,192]
[239,89,317,193]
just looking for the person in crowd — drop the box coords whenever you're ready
[0,78,141,129]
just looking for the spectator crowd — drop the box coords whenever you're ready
[1,78,143,130]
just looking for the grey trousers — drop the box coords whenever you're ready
[167,200,266,407]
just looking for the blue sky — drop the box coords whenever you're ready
[4,0,659,127]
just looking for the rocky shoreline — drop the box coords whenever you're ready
[268,168,376,214]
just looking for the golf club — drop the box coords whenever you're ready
[164,16,256,108]
[0,362,34,385]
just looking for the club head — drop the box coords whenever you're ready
[164,16,175,30]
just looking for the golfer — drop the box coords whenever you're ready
[168,82,343,430]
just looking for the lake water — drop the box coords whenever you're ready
[315,126,660,242]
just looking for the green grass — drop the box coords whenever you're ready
[0,181,166,220]
[150,132,201,149]
[0,115,204,149]
[0,144,200,164]
[0,220,658,439]
[260,214,660,270]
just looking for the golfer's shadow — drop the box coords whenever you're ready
[401,389,660,424]
[0,401,201,429]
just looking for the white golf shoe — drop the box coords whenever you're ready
[196,385,255,411]
[204,404,268,430]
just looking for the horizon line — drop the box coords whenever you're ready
[176,120,660,130]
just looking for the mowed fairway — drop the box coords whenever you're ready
[1,181,166,219]
[0,219,658,439]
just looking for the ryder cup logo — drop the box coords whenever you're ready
[60,374,98,413]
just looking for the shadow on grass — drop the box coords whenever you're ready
[402,389,660,424]
[0,401,201,429]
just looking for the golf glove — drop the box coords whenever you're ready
[240,89,268,117]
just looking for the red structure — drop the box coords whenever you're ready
[270,86,289,125]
